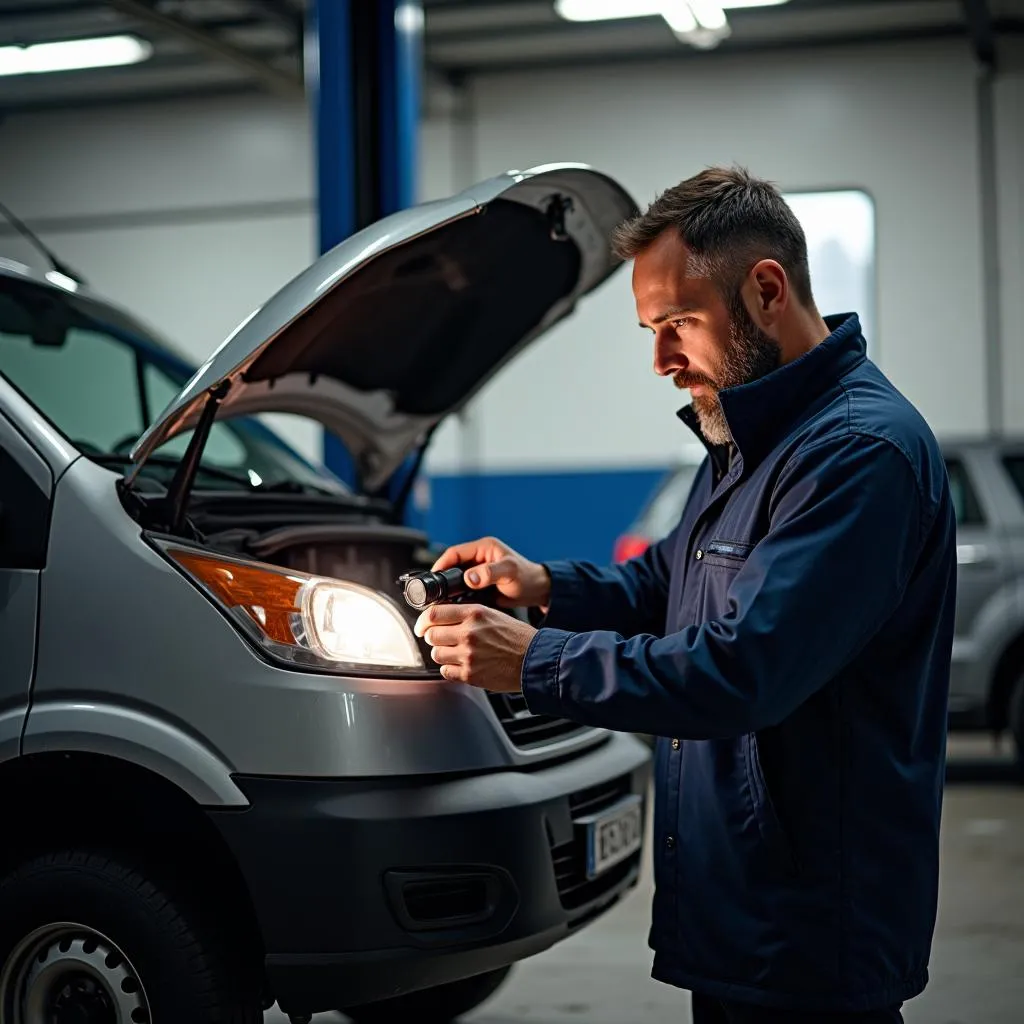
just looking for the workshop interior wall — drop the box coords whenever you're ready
[995,38,1024,436]
[0,36,1015,561]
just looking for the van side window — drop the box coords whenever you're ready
[945,458,984,526]
[0,444,49,569]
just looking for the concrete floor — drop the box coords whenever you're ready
[267,735,1024,1024]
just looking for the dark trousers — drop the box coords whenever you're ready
[691,993,905,1023]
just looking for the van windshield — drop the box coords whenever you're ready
[0,271,349,495]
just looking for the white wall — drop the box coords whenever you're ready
[1,37,1016,478]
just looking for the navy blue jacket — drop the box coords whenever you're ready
[522,314,957,1012]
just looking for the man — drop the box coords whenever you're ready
[416,167,957,1023]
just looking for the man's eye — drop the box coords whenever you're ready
[672,318,694,329]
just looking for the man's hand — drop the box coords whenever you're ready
[414,603,537,692]
[431,536,551,611]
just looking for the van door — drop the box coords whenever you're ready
[0,410,53,763]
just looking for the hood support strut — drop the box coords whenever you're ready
[166,380,230,534]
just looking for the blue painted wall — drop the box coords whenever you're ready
[422,466,671,565]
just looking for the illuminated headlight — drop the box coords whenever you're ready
[301,580,420,666]
[157,542,423,673]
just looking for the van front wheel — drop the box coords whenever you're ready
[341,966,512,1023]
[0,849,263,1023]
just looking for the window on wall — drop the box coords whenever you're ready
[783,190,876,358]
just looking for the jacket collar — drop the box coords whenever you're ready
[677,312,867,471]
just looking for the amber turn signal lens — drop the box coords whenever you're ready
[166,548,302,645]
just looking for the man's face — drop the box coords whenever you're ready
[633,229,781,445]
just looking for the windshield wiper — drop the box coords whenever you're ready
[88,452,337,495]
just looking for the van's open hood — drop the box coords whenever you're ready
[129,164,638,493]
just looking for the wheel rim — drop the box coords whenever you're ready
[1,923,151,1024]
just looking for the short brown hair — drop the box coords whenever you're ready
[611,166,814,307]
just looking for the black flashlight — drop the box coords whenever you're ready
[398,567,469,610]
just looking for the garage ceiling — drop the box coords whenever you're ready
[0,0,1021,113]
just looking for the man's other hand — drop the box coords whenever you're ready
[431,536,551,611]
[414,603,537,691]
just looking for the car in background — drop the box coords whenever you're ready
[614,439,1024,770]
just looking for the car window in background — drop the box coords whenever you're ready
[1003,455,1024,508]
[642,464,700,540]
[945,457,985,526]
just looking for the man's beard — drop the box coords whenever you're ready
[674,296,781,446]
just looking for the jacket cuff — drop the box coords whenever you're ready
[526,561,589,632]
[520,627,574,717]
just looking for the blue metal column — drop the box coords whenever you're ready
[306,0,423,494]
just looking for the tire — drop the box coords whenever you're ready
[341,965,512,1023]
[0,849,263,1024]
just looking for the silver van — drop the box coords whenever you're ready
[0,165,651,1023]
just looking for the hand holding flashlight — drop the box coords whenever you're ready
[399,537,547,691]
[425,536,552,611]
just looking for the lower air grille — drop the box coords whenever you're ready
[487,692,588,748]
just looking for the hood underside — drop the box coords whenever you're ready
[130,164,638,493]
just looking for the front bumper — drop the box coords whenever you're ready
[208,731,651,1015]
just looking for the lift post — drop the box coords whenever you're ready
[306,0,424,493]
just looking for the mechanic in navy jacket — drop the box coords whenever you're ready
[416,167,958,1023]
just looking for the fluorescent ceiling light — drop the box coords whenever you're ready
[661,2,698,35]
[554,0,789,43]
[555,0,788,18]
[556,0,668,21]
[0,35,152,77]
[688,0,729,30]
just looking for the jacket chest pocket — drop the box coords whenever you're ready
[702,538,754,569]
[693,538,753,621]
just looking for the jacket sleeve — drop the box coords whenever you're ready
[531,526,677,639]
[521,434,933,739]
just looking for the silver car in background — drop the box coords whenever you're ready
[0,164,651,1023]
[615,438,1024,770]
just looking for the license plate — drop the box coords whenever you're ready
[581,794,644,880]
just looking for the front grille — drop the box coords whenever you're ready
[487,692,588,749]
[550,774,642,911]
[570,776,632,818]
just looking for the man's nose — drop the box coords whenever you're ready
[653,332,687,377]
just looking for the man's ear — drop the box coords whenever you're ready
[740,259,788,331]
